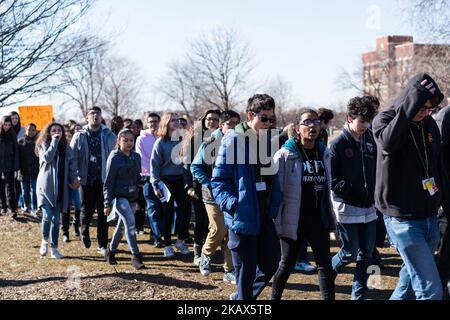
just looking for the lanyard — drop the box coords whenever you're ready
[410,122,430,179]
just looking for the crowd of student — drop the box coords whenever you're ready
[0,72,449,300]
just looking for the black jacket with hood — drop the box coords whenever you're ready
[330,127,377,208]
[372,73,447,219]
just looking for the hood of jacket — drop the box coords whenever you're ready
[392,73,444,112]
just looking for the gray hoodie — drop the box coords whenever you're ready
[150,137,187,191]
[36,138,77,212]
[70,124,116,186]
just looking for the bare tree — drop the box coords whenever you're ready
[0,0,96,107]
[57,36,108,117]
[266,76,295,127]
[159,60,204,123]
[403,0,450,43]
[101,56,146,119]
[161,27,255,115]
[188,27,255,111]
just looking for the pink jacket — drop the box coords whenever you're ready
[135,130,157,176]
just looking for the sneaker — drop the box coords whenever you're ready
[0,209,6,215]
[97,247,106,255]
[63,235,70,243]
[223,271,236,284]
[294,261,317,273]
[31,210,38,218]
[10,211,18,219]
[82,236,91,249]
[199,253,211,276]
[131,253,145,270]
[137,230,145,235]
[73,225,80,237]
[50,248,64,259]
[175,239,190,255]
[164,246,175,258]
[105,248,118,265]
[154,238,164,248]
[39,241,48,256]
[193,254,202,266]
[229,292,238,300]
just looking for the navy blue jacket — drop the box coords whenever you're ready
[329,127,377,208]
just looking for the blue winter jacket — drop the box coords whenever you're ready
[211,123,282,236]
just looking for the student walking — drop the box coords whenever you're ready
[372,73,447,300]
[329,97,378,300]
[191,110,240,283]
[271,108,336,300]
[0,116,19,218]
[36,123,79,259]
[104,129,145,270]
[212,94,282,300]
[70,107,116,254]
[151,112,191,257]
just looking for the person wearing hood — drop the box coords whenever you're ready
[372,73,447,300]
[70,107,116,255]
[329,97,378,300]
[9,111,25,212]
[136,112,164,248]
[191,110,240,284]
[211,94,282,300]
[271,108,336,300]
[433,98,450,299]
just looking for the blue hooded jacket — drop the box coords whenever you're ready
[211,122,282,236]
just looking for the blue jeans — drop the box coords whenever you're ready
[41,204,61,248]
[332,220,376,300]
[384,215,443,300]
[110,198,140,255]
[70,188,81,211]
[143,181,163,239]
[20,175,38,211]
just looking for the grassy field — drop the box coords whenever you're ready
[0,211,401,300]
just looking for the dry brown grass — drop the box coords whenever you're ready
[0,212,401,300]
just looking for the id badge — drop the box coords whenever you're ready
[256,182,267,192]
[422,178,439,196]
[90,155,97,163]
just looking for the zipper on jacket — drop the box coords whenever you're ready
[360,134,369,208]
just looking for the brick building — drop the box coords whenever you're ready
[362,35,450,107]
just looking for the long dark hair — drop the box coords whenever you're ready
[9,111,22,134]
[0,116,17,143]
[35,123,67,157]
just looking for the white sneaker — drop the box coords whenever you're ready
[50,248,64,259]
[175,239,190,255]
[164,246,175,258]
[40,241,48,256]
[97,247,106,255]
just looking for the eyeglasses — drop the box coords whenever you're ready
[418,106,437,113]
[300,119,322,126]
[206,117,219,122]
[253,112,276,124]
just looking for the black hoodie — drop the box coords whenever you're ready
[372,73,446,219]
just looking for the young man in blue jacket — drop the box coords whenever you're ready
[211,94,282,300]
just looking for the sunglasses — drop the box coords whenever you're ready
[300,119,322,126]
[253,112,276,124]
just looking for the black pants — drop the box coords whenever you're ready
[193,183,208,245]
[135,186,146,232]
[162,178,190,246]
[80,180,108,248]
[272,213,335,300]
[0,172,16,212]
[375,209,387,248]
[61,210,80,236]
